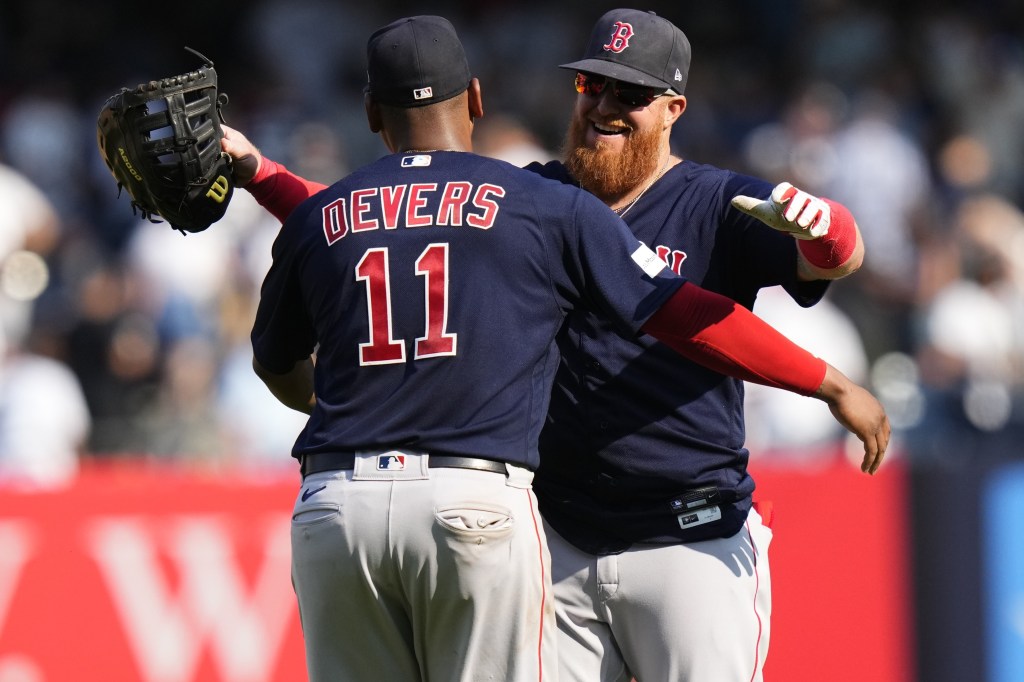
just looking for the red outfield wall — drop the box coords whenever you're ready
[751,457,914,682]
[0,458,911,681]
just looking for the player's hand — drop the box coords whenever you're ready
[731,182,830,240]
[816,363,891,475]
[220,125,263,187]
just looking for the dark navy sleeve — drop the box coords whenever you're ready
[554,189,686,336]
[720,173,828,307]
[251,205,318,374]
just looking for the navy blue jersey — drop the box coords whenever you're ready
[251,152,685,471]
[528,159,829,554]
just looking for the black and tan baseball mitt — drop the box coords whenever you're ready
[96,49,233,234]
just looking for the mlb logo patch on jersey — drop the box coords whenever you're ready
[401,155,432,168]
[377,453,406,470]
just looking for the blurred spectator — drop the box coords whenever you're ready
[743,83,933,362]
[0,162,60,343]
[216,341,311,474]
[123,214,237,343]
[921,12,1024,204]
[64,263,161,455]
[211,194,312,473]
[826,93,932,301]
[0,162,87,487]
[826,92,935,361]
[139,335,225,461]
[0,160,88,483]
[1,92,87,218]
[0,322,90,489]
[912,193,1024,440]
[744,286,871,467]
[475,114,556,167]
[284,121,351,186]
[0,163,59,258]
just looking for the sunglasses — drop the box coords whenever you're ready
[574,72,672,108]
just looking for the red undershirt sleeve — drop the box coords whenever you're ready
[246,158,328,223]
[640,281,826,396]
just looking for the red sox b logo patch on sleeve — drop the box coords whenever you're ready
[603,21,634,53]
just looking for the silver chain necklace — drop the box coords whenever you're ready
[613,158,672,218]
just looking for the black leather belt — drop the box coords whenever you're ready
[301,451,508,478]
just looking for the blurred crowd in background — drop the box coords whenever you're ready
[1,0,1023,488]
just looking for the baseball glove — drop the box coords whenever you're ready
[96,50,233,234]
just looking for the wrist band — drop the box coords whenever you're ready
[246,158,327,224]
[797,198,857,269]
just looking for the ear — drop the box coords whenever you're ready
[467,78,484,120]
[664,95,687,128]
[365,91,382,133]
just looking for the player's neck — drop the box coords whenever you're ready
[394,126,472,154]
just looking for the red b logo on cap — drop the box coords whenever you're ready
[603,21,634,53]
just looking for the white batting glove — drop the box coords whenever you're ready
[730,182,830,240]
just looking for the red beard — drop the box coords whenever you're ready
[561,114,664,203]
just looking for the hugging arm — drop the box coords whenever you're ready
[642,281,890,473]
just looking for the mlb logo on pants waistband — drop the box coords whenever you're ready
[377,453,406,470]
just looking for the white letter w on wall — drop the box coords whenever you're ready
[86,515,294,682]
[0,521,34,633]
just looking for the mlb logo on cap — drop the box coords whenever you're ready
[366,15,472,107]
[378,453,406,470]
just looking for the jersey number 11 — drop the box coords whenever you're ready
[356,243,458,365]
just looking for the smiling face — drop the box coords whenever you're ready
[562,76,686,203]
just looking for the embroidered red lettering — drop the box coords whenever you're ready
[432,180,471,225]
[467,184,505,229]
[406,183,438,228]
[436,182,472,226]
[604,21,634,53]
[322,198,348,245]
[380,185,407,229]
[350,188,379,232]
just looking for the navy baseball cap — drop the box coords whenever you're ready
[560,9,691,94]
[366,15,471,107]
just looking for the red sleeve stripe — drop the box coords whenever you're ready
[641,282,826,396]
[247,158,327,224]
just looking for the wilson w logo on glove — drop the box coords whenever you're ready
[96,48,234,234]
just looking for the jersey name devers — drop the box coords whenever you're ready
[321,182,507,245]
